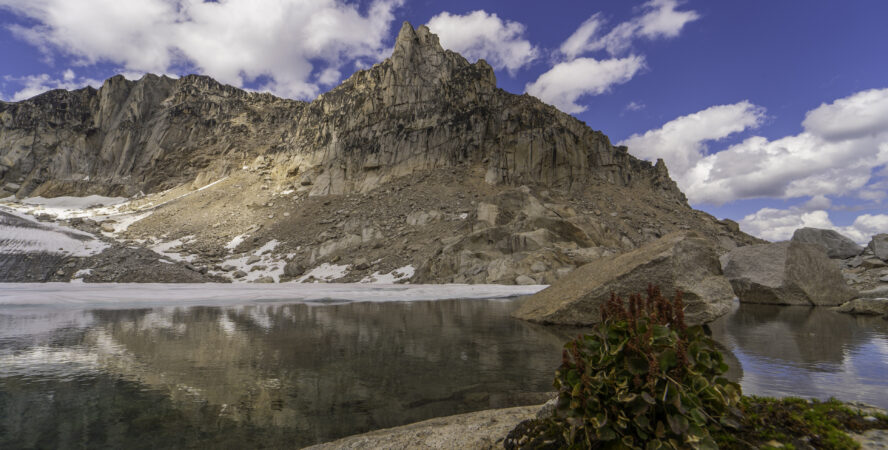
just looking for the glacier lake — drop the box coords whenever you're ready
[1,286,887,448]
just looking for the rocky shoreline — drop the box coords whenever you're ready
[304,400,888,450]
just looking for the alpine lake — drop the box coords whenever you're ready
[1,293,887,448]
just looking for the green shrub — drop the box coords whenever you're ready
[552,286,742,449]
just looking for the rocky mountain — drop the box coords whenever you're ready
[0,22,761,284]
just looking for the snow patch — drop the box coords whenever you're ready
[0,208,108,257]
[72,268,92,279]
[101,212,153,235]
[225,234,247,251]
[361,265,416,284]
[297,263,350,283]
[22,195,127,209]
[214,240,285,283]
[150,236,196,263]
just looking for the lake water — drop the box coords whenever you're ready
[1,293,887,448]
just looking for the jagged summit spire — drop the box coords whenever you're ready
[392,21,445,63]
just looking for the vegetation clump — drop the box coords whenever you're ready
[552,286,740,449]
[504,285,888,449]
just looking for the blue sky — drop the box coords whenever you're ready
[1,0,886,243]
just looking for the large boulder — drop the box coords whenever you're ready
[791,227,862,259]
[867,234,888,261]
[722,241,857,306]
[512,232,734,326]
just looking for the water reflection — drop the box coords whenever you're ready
[2,299,887,449]
[1,299,567,448]
[709,303,888,406]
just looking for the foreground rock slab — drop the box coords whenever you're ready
[791,227,862,259]
[512,232,734,326]
[303,405,539,450]
[836,298,888,316]
[722,241,857,306]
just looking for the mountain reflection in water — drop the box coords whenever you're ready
[1,298,887,448]
[709,302,888,406]
[0,299,567,448]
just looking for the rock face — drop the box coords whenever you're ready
[0,23,763,284]
[791,227,862,259]
[512,232,734,326]
[0,22,684,203]
[867,234,888,261]
[722,241,857,306]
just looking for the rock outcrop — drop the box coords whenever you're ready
[791,227,862,259]
[0,23,762,284]
[722,241,857,306]
[836,298,888,316]
[512,232,734,326]
[0,22,684,203]
[867,234,888,261]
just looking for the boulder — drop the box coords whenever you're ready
[791,227,862,259]
[512,232,734,326]
[283,261,305,277]
[836,298,888,316]
[867,234,888,261]
[514,275,537,285]
[722,241,857,306]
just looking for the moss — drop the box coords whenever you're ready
[712,396,888,450]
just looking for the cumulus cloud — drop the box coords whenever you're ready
[620,101,765,176]
[623,88,888,206]
[529,0,696,114]
[559,0,699,57]
[0,0,403,99]
[740,206,888,244]
[525,55,644,114]
[802,88,888,141]
[3,70,104,101]
[426,10,538,74]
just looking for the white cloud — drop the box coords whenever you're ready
[802,88,888,141]
[532,0,696,114]
[623,88,888,206]
[740,206,888,245]
[619,101,765,176]
[0,0,403,100]
[560,0,699,57]
[426,10,538,74]
[559,14,606,60]
[739,208,834,242]
[624,101,646,112]
[4,71,104,101]
[525,55,645,113]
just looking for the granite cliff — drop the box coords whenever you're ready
[0,23,759,283]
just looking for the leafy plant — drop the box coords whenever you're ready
[552,285,742,449]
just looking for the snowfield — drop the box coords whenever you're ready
[0,208,108,257]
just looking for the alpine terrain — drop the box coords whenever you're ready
[0,22,760,284]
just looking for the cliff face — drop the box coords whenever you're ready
[0,23,752,285]
[0,74,302,197]
[0,22,684,205]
